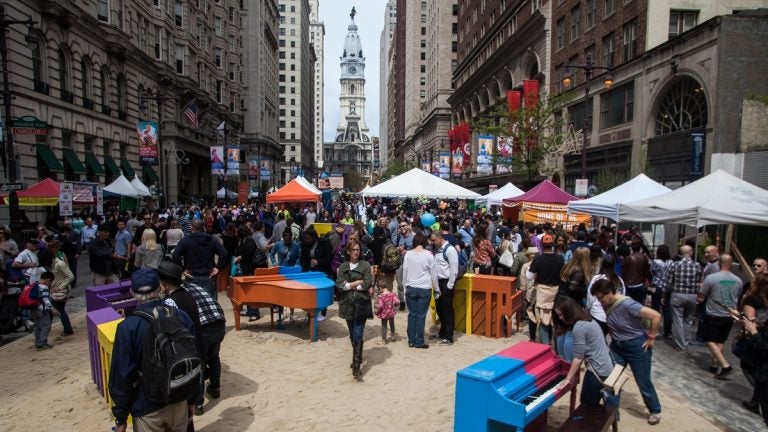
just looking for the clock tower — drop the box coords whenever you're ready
[336,7,369,142]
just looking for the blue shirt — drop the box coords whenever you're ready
[114,229,132,257]
[270,240,300,266]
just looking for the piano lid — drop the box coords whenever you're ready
[456,342,553,382]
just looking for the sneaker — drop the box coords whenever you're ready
[195,405,204,416]
[316,314,326,322]
[439,339,453,346]
[398,304,406,312]
[413,343,429,349]
[248,316,260,322]
[715,366,733,379]
[708,366,719,373]
[389,333,399,342]
[24,320,35,331]
[36,344,53,351]
[647,413,661,425]
[206,386,221,399]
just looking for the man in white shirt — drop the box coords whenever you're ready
[304,207,316,228]
[13,238,44,283]
[81,217,98,248]
[430,231,459,345]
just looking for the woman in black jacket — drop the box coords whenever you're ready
[300,228,333,278]
[741,314,768,426]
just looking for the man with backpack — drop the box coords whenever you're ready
[109,268,198,432]
[431,231,458,346]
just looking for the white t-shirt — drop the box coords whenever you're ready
[14,249,43,283]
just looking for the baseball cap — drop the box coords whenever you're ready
[131,268,160,294]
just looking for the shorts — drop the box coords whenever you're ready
[702,315,734,343]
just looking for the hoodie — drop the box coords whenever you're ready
[172,232,228,276]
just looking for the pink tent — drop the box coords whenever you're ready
[501,179,588,228]
[502,179,578,206]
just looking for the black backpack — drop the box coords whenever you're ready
[133,305,202,404]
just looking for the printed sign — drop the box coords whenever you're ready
[136,121,159,166]
[59,182,73,216]
[260,159,271,180]
[496,136,513,174]
[329,173,344,189]
[477,135,494,174]
[96,186,103,216]
[690,131,705,177]
[438,150,450,179]
[248,159,259,179]
[211,146,224,175]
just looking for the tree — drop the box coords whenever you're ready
[472,92,574,183]
[380,160,408,181]
[343,169,364,191]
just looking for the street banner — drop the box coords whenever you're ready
[421,159,431,173]
[477,135,494,174]
[226,147,240,176]
[329,173,344,189]
[211,146,224,175]
[438,150,450,179]
[73,183,94,203]
[496,136,513,174]
[96,186,103,216]
[136,121,159,166]
[318,171,330,189]
[248,159,259,179]
[59,182,73,216]
[450,128,464,176]
[461,122,471,168]
[260,159,271,180]
[690,131,705,178]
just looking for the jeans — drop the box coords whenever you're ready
[197,321,226,405]
[581,369,607,406]
[405,287,431,345]
[51,301,73,334]
[556,332,574,361]
[32,309,52,347]
[380,318,395,339]
[756,380,768,427]
[671,293,697,350]
[662,291,673,337]
[346,318,367,343]
[538,324,552,345]
[610,335,661,415]
[191,275,217,302]
[626,284,647,305]
[436,279,454,342]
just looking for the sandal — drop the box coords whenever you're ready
[647,413,661,425]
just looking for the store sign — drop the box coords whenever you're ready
[574,179,589,197]
[59,183,73,216]
[11,115,48,135]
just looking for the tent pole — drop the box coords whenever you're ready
[694,219,700,263]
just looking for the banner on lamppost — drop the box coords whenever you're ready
[248,159,259,179]
[329,173,344,189]
[59,182,73,216]
[260,158,271,180]
[690,131,705,178]
[136,121,159,166]
[96,186,103,216]
[211,146,224,175]
[438,150,450,179]
[318,171,330,189]
[477,135,494,174]
[421,158,430,173]
[226,147,240,176]
[496,136,513,174]
[450,130,463,176]
[431,159,440,177]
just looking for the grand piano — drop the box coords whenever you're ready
[454,341,577,432]
[228,267,335,341]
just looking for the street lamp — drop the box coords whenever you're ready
[562,53,613,181]
[1,5,37,241]
[139,90,188,209]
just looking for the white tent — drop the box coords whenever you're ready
[130,176,152,196]
[362,168,480,199]
[104,174,145,198]
[475,182,525,206]
[216,188,238,199]
[295,175,322,194]
[619,169,768,227]
[567,174,670,221]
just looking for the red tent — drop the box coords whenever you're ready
[501,179,589,228]
[0,178,60,206]
[266,178,321,203]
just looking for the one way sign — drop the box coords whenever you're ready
[0,183,24,192]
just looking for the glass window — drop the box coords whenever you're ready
[175,2,183,27]
[604,0,615,17]
[556,18,565,50]
[586,0,597,29]
[98,0,110,22]
[622,19,638,63]
[602,33,614,67]
[668,10,698,39]
[100,68,109,105]
[215,16,222,35]
[600,82,634,129]
[570,6,581,41]
[58,49,69,93]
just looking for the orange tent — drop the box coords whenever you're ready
[266,178,321,203]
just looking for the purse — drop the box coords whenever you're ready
[585,355,630,395]
[732,332,754,365]
[499,249,514,268]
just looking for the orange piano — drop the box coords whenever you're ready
[228,267,335,341]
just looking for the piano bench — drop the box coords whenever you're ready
[558,404,618,432]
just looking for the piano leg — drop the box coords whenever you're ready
[231,301,242,331]
[307,310,317,342]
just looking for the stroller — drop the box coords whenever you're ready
[0,260,31,345]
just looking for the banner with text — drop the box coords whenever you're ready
[59,182,73,216]
[260,159,271,180]
[248,159,259,179]
[211,146,225,175]
[136,121,159,166]
[496,136,513,174]
[226,147,240,176]
[477,135,494,174]
[438,150,450,179]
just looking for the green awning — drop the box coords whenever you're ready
[62,149,87,174]
[142,165,159,182]
[104,155,120,176]
[120,159,135,178]
[36,144,64,172]
[84,153,105,175]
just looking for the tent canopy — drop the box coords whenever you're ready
[476,182,525,206]
[619,169,768,227]
[130,176,152,196]
[503,179,578,207]
[216,188,238,199]
[104,174,145,198]
[295,175,322,195]
[0,178,60,206]
[567,174,671,221]
[362,168,480,199]
[266,178,321,203]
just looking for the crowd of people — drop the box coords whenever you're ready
[1,193,768,429]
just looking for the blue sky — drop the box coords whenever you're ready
[319,0,388,142]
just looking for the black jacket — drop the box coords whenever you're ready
[234,237,258,276]
[88,237,116,275]
[172,232,228,276]
[300,238,333,278]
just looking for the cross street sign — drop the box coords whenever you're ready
[0,182,24,192]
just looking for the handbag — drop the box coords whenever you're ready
[732,332,754,365]
[499,249,514,268]
[585,354,630,395]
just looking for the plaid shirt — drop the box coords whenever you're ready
[183,282,226,326]
[666,257,701,295]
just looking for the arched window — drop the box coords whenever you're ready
[350,84,355,94]
[100,67,110,108]
[654,77,708,135]
[347,147,358,162]
[58,49,70,100]
[81,57,92,104]
[30,34,48,94]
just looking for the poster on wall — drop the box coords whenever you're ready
[329,173,344,189]
[211,146,224,175]
[477,135,494,174]
[96,186,103,216]
[248,159,259,179]
[136,121,159,166]
[318,171,330,189]
[59,182,73,217]
[496,136,513,174]
[226,147,240,176]
[438,150,450,179]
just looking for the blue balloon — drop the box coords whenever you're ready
[420,213,436,228]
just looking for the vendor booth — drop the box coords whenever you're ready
[502,179,589,228]
[266,177,322,203]
[475,182,525,207]
[567,173,671,221]
[104,174,147,198]
[362,168,480,199]
[0,178,60,206]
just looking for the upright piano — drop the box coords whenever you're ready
[454,341,577,432]
[228,267,335,341]
[85,280,136,314]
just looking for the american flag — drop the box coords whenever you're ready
[183,99,198,128]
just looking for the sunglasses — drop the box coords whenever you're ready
[399,225,408,228]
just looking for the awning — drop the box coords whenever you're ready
[104,155,120,176]
[84,153,105,175]
[36,144,64,172]
[62,149,87,174]
[120,159,135,178]
[142,165,159,182]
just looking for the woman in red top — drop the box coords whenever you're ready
[472,223,496,275]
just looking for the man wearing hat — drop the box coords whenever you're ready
[526,234,564,345]
[109,268,195,432]
[157,261,226,416]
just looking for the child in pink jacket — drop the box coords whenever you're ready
[375,281,400,343]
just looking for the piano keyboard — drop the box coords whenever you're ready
[525,376,564,413]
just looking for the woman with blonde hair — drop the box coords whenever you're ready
[559,247,593,306]
[133,229,164,270]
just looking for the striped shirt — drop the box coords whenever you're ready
[665,257,701,295]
